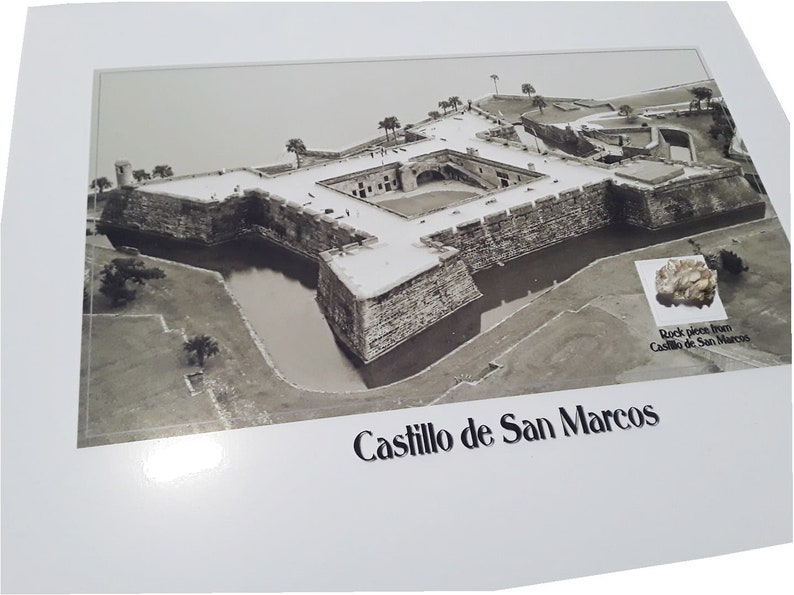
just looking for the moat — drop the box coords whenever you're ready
[106,207,760,392]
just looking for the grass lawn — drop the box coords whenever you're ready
[79,245,289,446]
[80,315,223,441]
[379,190,478,218]
[480,96,611,124]
[608,80,721,110]
[480,82,723,125]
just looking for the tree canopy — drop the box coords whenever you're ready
[384,116,401,140]
[709,102,735,143]
[689,86,714,110]
[90,177,112,193]
[99,257,166,307]
[183,335,220,367]
[532,95,547,114]
[286,138,307,168]
[152,165,174,178]
[132,169,151,182]
[521,83,535,97]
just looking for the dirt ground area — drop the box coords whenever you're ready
[379,190,478,217]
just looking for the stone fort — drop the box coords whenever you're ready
[99,99,764,364]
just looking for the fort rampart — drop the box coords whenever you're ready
[99,188,248,243]
[99,187,374,257]
[423,180,617,271]
[614,165,763,229]
[421,166,763,272]
[317,246,482,362]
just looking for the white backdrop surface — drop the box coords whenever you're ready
[1,2,792,594]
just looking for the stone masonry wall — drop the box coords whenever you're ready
[361,251,482,361]
[244,189,373,259]
[425,180,617,271]
[320,164,402,198]
[423,167,764,273]
[643,167,765,227]
[100,187,374,256]
[316,255,365,356]
[99,188,250,243]
[611,166,765,229]
[317,247,482,362]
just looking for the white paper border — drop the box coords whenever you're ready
[2,2,791,594]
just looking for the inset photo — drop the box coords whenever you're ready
[635,255,728,326]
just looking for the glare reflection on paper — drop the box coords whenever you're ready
[143,437,224,483]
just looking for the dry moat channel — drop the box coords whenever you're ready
[106,209,759,392]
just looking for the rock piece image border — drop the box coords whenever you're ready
[635,256,727,326]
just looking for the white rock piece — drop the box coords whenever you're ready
[655,258,718,307]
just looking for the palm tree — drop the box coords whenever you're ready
[385,116,401,141]
[183,334,220,368]
[438,99,450,114]
[448,96,461,111]
[152,164,174,178]
[286,138,306,168]
[521,83,536,98]
[490,74,500,95]
[378,119,391,141]
[90,177,112,193]
[532,95,548,114]
[690,86,713,110]
[428,110,441,120]
[132,169,151,183]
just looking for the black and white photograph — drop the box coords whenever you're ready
[80,48,791,448]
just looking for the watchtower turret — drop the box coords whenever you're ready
[114,159,133,187]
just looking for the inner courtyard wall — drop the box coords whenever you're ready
[320,163,402,199]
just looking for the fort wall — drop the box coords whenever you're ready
[317,247,482,362]
[639,166,764,228]
[99,188,250,243]
[423,180,616,271]
[521,116,578,145]
[320,163,402,198]
[241,189,373,258]
[99,187,374,256]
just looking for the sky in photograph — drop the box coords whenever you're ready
[90,49,709,181]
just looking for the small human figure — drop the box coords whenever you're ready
[346,209,350,217]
